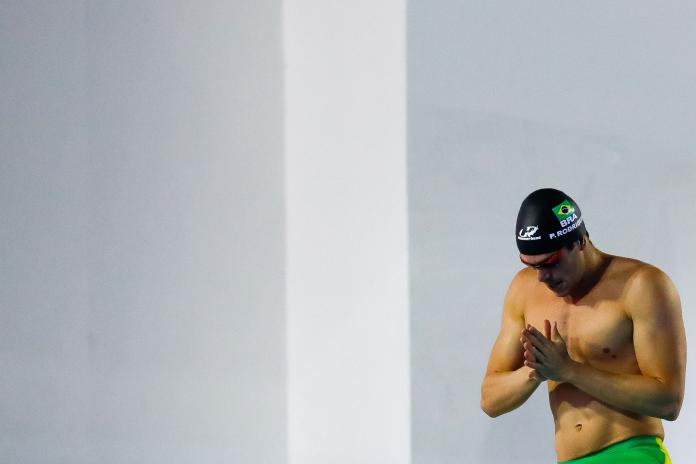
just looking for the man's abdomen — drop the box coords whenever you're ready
[550,382,664,462]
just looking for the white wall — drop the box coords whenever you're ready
[408,2,696,463]
[284,1,410,463]
[1,2,285,462]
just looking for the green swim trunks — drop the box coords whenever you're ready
[558,435,672,463]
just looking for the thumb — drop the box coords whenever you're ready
[553,322,565,344]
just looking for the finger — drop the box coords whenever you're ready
[524,334,545,351]
[553,321,565,344]
[520,329,530,344]
[524,360,542,370]
[524,328,549,350]
[521,333,534,346]
[523,348,534,361]
[525,325,549,345]
[544,319,551,339]
[523,343,536,361]
[532,345,547,362]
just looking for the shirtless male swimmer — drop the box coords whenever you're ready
[481,188,686,463]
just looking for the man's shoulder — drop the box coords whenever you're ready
[508,267,537,291]
[607,256,676,309]
[606,255,669,285]
[504,267,543,310]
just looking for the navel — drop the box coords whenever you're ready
[575,423,583,432]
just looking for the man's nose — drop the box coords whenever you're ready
[537,269,552,283]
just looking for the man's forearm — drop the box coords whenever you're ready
[481,366,542,417]
[564,361,680,420]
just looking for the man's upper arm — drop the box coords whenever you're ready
[484,271,527,375]
[627,266,686,410]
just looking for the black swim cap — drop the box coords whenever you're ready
[515,188,587,255]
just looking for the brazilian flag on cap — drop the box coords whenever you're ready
[552,199,575,223]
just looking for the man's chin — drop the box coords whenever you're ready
[548,282,567,295]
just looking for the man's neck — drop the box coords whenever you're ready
[567,245,609,303]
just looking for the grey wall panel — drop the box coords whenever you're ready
[1,2,91,462]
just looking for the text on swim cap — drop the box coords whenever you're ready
[549,215,583,239]
[559,213,578,228]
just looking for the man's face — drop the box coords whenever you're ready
[519,243,582,296]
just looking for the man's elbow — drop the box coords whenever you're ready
[481,400,492,417]
[662,402,682,421]
[660,392,683,421]
[661,407,679,421]
[480,396,503,418]
[480,401,499,418]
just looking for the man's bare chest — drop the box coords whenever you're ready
[523,298,635,365]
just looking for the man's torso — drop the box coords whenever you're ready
[521,256,664,461]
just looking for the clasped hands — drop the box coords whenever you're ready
[521,319,575,382]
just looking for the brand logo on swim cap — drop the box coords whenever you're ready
[552,200,576,223]
[518,225,541,241]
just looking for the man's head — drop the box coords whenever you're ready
[519,235,590,296]
[515,188,589,296]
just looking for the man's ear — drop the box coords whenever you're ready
[579,236,587,250]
